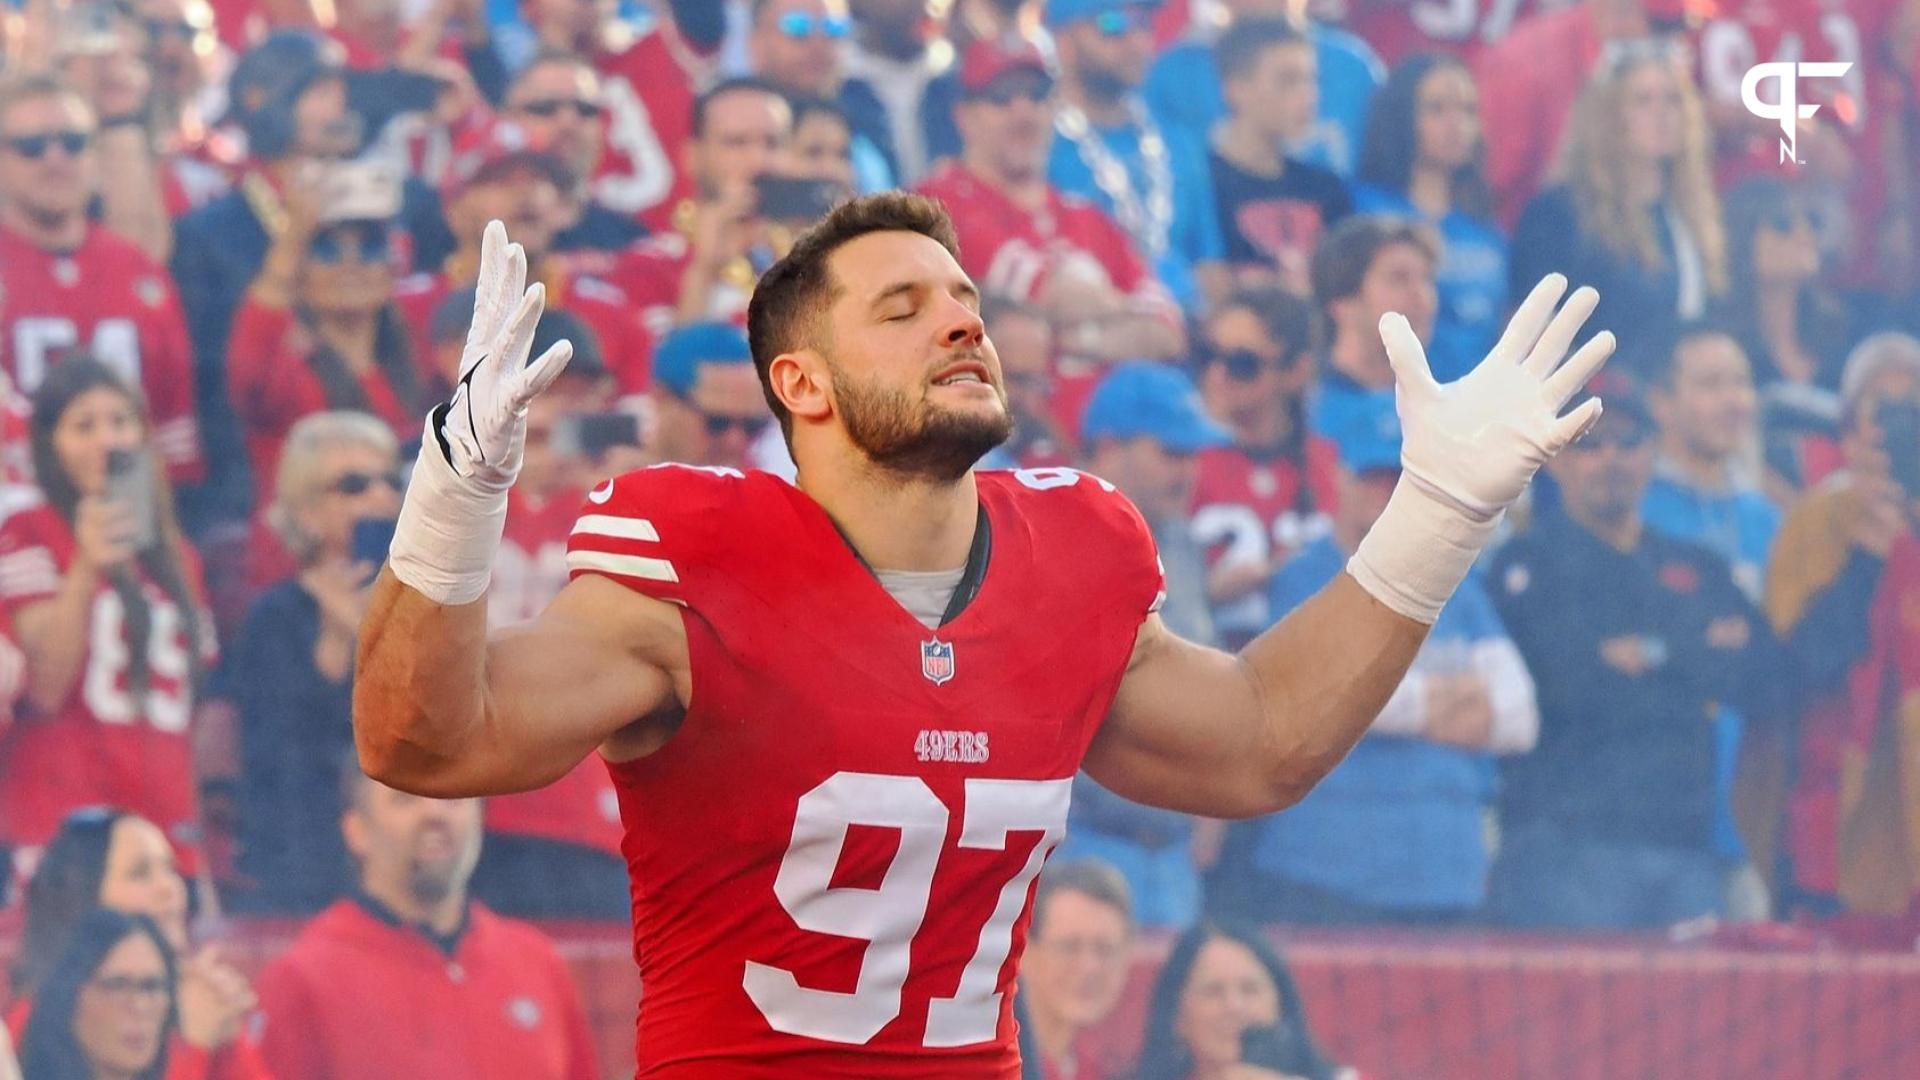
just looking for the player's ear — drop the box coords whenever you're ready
[769,349,833,427]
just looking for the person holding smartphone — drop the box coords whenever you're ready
[1754,333,1920,918]
[0,356,216,901]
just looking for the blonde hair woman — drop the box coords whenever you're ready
[1511,38,1727,376]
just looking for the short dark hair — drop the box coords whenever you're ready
[692,76,789,139]
[1031,859,1133,939]
[1208,285,1317,364]
[1652,319,1745,390]
[1309,214,1438,316]
[1215,16,1309,87]
[746,192,963,447]
[785,91,849,132]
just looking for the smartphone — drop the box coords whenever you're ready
[103,448,157,554]
[1879,401,1920,495]
[556,412,640,460]
[350,516,398,585]
[754,174,845,223]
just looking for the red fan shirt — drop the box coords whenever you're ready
[395,267,654,397]
[0,224,203,482]
[595,26,704,233]
[1189,439,1340,644]
[568,464,1162,1076]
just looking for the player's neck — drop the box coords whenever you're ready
[805,465,980,572]
[0,203,85,252]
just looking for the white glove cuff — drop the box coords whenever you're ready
[1346,475,1502,625]
[388,411,507,606]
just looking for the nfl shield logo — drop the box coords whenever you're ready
[921,639,956,686]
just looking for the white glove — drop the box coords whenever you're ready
[389,220,574,605]
[1347,273,1614,623]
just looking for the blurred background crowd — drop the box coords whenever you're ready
[0,0,1917,1076]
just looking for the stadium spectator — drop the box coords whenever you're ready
[784,93,859,196]
[222,412,400,913]
[1488,373,1783,929]
[396,120,652,397]
[171,30,366,525]
[1753,333,1920,917]
[975,296,1071,471]
[601,78,793,345]
[843,0,955,184]
[1643,322,1779,917]
[1308,216,1437,456]
[7,809,266,1079]
[0,72,203,485]
[1511,37,1727,376]
[134,0,237,221]
[1016,860,1136,1080]
[255,761,598,1080]
[1208,17,1350,296]
[1474,0,1652,227]
[1060,362,1228,926]
[1189,287,1335,649]
[1354,53,1507,383]
[1047,0,1226,312]
[919,37,1182,428]
[462,307,631,921]
[1142,0,1384,178]
[1721,176,1859,498]
[648,322,771,472]
[0,358,217,884]
[503,51,645,255]
[16,909,177,1080]
[750,0,899,190]
[1347,0,1563,65]
[226,160,426,512]
[1222,425,1538,926]
[1131,922,1343,1080]
[559,0,721,232]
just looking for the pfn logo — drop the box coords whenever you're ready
[1740,62,1853,165]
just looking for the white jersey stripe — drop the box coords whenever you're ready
[571,514,661,542]
[567,549,679,583]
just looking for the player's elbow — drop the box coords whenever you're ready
[351,690,474,799]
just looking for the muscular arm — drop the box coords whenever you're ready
[352,569,683,798]
[1085,573,1426,819]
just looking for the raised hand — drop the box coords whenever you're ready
[1382,273,1615,522]
[441,219,574,493]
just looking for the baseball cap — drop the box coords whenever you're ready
[312,160,402,226]
[228,30,344,124]
[1081,362,1231,454]
[958,40,1053,96]
[1572,368,1653,434]
[1044,0,1161,29]
[654,322,752,398]
[442,120,574,202]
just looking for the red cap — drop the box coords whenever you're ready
[959,39,1052,95]
[441,119,574,201]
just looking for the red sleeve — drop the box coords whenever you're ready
[565,463,740,607]
[225,299,301,431]
[150,283,205,484]
[208,1034,277,1080]
[166,1042,214,1080]
[252,960,323,1080]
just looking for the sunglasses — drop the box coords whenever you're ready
[977,80,1050,107]
[144,17,200,41]
[1215,348,1293,381]
[516,98,604,120]
[777,11,852,40]
[1092,8,1150,37]
[330,469,404,496]
[3,130,91,160]
[704,414,773,439]
[310,223,394,265]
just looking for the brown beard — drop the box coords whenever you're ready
[831,358,1012,483]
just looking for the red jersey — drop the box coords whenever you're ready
[591,230,753,356]
[0,500,216,873]
[1695,0,1878,133]
[485,489,624,856]
[395,267,654,396]
[254,899,598,1080]
[0,225,203,483]
[226,298,419,509]
[567,465,1163,1076]
[595,28,704,233]
[1350,0,1555,64]
[1189,439,1340,643]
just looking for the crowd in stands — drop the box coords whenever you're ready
[0,0,1916,1075]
